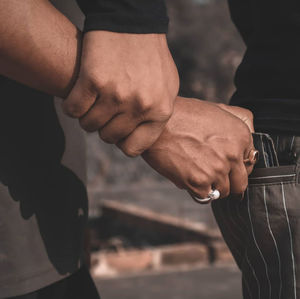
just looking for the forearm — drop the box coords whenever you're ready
[0,0,82,98]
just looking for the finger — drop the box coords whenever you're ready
[243,137,256,176]
[229,162,249,194]
[188,184,212,200]
[117,121,165,157]
[214,175,230,199]
[79,96,118,132]
[245,163,254,176]
[63,79,96,119]
[99,113,140,144]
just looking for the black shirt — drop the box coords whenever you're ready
[76,0,169,33]
[228,0,300,134]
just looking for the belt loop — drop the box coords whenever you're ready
[252,132,279,168]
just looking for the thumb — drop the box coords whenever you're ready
[62,78,96,119]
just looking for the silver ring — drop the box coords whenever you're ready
[209,189,221,200]
[191,189,220,205]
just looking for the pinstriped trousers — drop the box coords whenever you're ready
[212,134,300,299]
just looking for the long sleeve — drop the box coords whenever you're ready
[76,0,169,33]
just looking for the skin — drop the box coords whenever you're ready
[63,31,180,157]
[143,97,254,198]
[0,0,254,197]
[0,0,81,98]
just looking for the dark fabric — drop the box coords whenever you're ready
[76,0,169,33]
[212,132,300,299]
[9,267,100,299]
[228,0,300,134]
[0,76,88,297]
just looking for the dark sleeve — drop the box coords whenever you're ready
[76,0,169,34]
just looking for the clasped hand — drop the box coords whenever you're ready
[143,97,254,198]
[63,31,254,198]
[63,31,179,157]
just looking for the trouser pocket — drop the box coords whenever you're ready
[212,131,300,298]
[212,132,300,299]
[212,179,300,299]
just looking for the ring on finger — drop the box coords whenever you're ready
[190,189,221,205]
[244,149,259,166]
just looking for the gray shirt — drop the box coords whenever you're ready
[0,78,87,298]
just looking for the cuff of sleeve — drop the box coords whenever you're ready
[83,13,169,34]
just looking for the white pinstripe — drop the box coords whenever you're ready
[245,252,260,299]
[263,185,282,299]
[260,134,268,166]
[234,200,261,299]
[214,200,262,299]
[247,188,272,299]
[281,183,297,299]
[224,198,260,299]
[233,197,262,299]
[226,199,256,299]
[290,136,295,152]
[249,174,296,180]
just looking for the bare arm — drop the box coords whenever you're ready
[0,0,81,98]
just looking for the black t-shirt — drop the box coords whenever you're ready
[0,77,88,297]
[228,0,300,134]
[76,0,169,33]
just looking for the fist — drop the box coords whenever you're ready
[142,97,254,199]
[63,31,179,157]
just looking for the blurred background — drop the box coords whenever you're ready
[53,0,246,298]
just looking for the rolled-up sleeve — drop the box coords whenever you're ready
[76,0,169,33]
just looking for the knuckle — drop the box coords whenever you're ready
[79,119,95,133]
[137,95,154,113]
[113,93,126,106]
[156,102,173,121]
[213,161,229,176]
[98,131,115,144]
[187,175,201,187]
[101,83,125,106]
[83,70,105,92]
[63,102,85,118]
[228,150,241,163]
[188,174,210,188]
[122,146,142,158]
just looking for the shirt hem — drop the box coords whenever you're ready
[0,266,78,298]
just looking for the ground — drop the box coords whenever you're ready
[95,265,242,299]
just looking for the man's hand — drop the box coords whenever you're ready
[142,97,254,199]
[63,31,179,157]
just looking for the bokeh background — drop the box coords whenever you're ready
[53,0,246,298]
